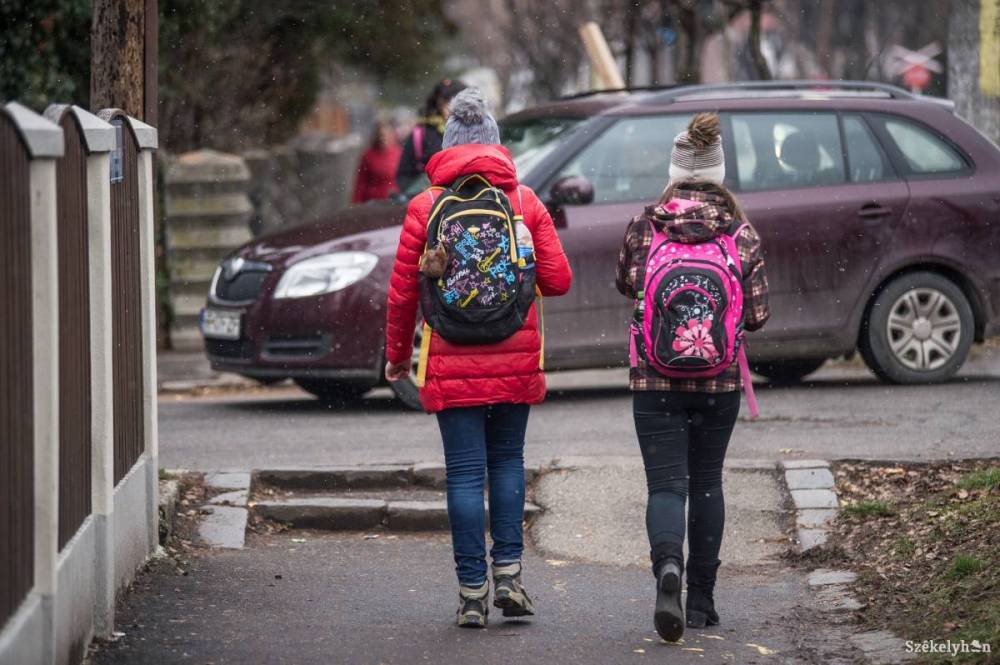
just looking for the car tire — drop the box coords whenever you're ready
[859,271,974,384]
[751,359,826,385]
[388,324,425,411]
[293,378,369,407]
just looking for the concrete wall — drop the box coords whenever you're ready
[54,519,95,665]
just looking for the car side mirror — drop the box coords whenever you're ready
[548,175,594,207]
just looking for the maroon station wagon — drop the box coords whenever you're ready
[200,81,1000,408]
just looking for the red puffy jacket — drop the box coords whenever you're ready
[384,144,572,413]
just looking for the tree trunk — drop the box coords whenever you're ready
[90,0,145,116]
[948,0,1000,144]
[748,0,772,80]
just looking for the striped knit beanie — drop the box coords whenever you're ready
[668,113,726,186]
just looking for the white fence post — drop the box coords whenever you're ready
[44,104,117,639]
[5,102,63,665]
[126,115,160,555]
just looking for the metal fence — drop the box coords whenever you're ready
[54,111,94,550]
[107,114,146,484]
[0,102,158,665]
[0,105,36,628]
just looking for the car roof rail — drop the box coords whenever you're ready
[560,85,679,100]
[640,79,918,104]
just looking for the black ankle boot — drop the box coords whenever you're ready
[685,559,721,628]
[651,546,685,642]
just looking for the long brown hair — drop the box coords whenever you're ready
[658,179,748,224]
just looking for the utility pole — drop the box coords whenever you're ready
[948,0,999,143]
[90,0,157,122]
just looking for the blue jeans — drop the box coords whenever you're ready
[436,403,530,586]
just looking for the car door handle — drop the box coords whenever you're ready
[857,204,892,219]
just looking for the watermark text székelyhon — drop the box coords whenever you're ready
[906,640,991,657]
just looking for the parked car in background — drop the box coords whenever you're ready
[200,81,1000,408]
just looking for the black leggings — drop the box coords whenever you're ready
[632,391,740,573]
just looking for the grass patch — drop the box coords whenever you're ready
[947,554,984,579]
[957,467,1000,491]
[829,461,999,663]
[843,499,896,518]
[890,537,916,558]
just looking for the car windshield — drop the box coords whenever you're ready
[400,116,581,198]
[501,117,582,175]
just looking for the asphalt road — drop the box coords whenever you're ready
[159,349,1000,471]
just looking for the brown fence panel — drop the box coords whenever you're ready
[109,117,145,484]
[0,110,35,623]
[55,113,93,548]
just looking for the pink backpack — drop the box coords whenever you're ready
[629,202,759,417]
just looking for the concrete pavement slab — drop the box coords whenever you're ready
[808,569,858,586]
[92,532,837,665]
[785,467,836,490]
[790,488,839,509]
[197,506,247,549]
[796,508,837,528]
[531,466,789,568]
[204,471,251,491]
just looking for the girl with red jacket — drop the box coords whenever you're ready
[351,120,402,204]
[384,89,571,627]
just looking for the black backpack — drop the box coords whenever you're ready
[419,174,536,345]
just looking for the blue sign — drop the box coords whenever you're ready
[110,120,124,184]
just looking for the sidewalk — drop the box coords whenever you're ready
[93,533,827,665]
[89,461,867,664]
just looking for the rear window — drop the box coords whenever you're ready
[731,112,845,191]
[877,116,967,175]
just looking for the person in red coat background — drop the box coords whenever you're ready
[351,120,402,204]
[384,88,571,627]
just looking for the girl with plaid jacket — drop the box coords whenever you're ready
[615,113,770,642]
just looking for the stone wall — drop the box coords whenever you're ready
[163,150,253,351]
[243,134,362,237]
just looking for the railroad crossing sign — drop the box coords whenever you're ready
[885,42,943,93]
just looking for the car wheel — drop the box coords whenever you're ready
[293,378,368,407]
[859,272,973,384]
[388,325,424,411]
[751,359,826,385]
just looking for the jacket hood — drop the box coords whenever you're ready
[644,189,736,244]
[426,144,518,190]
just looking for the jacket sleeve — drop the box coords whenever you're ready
[351,153,368,204]
[520,186,571,297]
[737,224,771,332]
[395,133,419,192]
[384,196,430,365]
[615,218,641,299]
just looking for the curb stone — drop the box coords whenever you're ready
[780,459,838,551]
[254,463,547,492]
[849,630,917,664]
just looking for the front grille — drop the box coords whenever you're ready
[214,269,269,303]
[205,338,255,361]
[262,334,331,360]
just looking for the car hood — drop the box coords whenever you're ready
[235,200,406,267]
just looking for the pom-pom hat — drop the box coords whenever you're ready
[668,113,726,186]
[442,88,501,149]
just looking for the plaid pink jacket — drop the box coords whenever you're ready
[615,189,770,393]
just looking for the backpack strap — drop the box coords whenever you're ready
[737,345,759,420]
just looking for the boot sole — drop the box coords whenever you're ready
[654,570,684,642]
[494,589,535,617]
[457,613,488,628]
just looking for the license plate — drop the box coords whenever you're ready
[201,308,242,340]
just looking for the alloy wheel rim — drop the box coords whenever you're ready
[886,288,961,371]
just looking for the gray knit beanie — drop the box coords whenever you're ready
[669,113,726,186]
[442,88,501,149]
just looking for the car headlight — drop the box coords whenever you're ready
[273,251,377,299]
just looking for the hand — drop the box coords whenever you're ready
[384,360,411,382]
